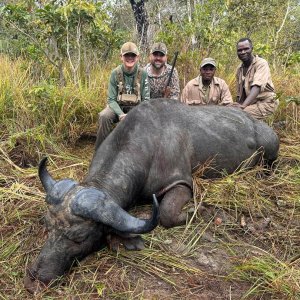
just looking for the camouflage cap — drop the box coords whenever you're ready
[120,42,139,56]
[150,42,167,55]
[200,57,217,68]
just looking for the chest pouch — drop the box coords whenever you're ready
[118,93,139,106]
[116,65,142,106]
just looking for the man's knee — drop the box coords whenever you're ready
[98,107,117,125]
[244,100,278,120]
[244,105,264,120]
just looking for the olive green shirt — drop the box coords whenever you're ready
[107,64,150,116]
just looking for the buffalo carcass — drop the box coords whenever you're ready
[24,99,279,293]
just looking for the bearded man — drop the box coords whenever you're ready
[144,42,180,100]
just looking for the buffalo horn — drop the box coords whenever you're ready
[38,157,56,193]
[72,189,159,234]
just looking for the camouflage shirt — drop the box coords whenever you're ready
[144,63,180,100]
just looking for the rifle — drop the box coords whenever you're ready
[164,51,179,97]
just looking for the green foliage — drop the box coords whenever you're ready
[154,0,300,71]
[0,0,124,85]
[286,96,300,105]
[254,43,272,58]
[287,51,300,66]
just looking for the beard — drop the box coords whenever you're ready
[152,61,164,70]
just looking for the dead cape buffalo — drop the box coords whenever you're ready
[24,99,279,293]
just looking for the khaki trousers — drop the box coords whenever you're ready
[244,97,279,120]
[95,106,119,149]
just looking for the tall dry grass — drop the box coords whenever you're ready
[0,54,113,159]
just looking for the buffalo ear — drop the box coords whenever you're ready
[46,179,77,205]
[71,188,159,234]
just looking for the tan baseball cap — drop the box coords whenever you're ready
[120,42,139,56]
[200,57,217,68]
[150,42,167,55]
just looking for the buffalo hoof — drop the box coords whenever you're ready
[107,234,145,251]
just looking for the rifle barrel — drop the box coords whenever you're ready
[165,51,179,89]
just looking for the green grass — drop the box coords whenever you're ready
[232,251,300,299]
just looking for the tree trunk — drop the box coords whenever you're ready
[187,0,197,46]
[129,0,149,49]
[58,58,66,87]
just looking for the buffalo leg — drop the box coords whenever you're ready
[159,185,192,228]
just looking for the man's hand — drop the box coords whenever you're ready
[228,103,246,109]
[164,86,171,98]
[119,114,127,121]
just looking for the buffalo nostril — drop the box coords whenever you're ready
[24,265,49,294]
[24,276,48,294]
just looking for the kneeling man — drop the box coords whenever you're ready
[181,57,233,106]
[233,38,278,120]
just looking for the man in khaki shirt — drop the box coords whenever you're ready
[232,38,278,120]
[181,57,233,106]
